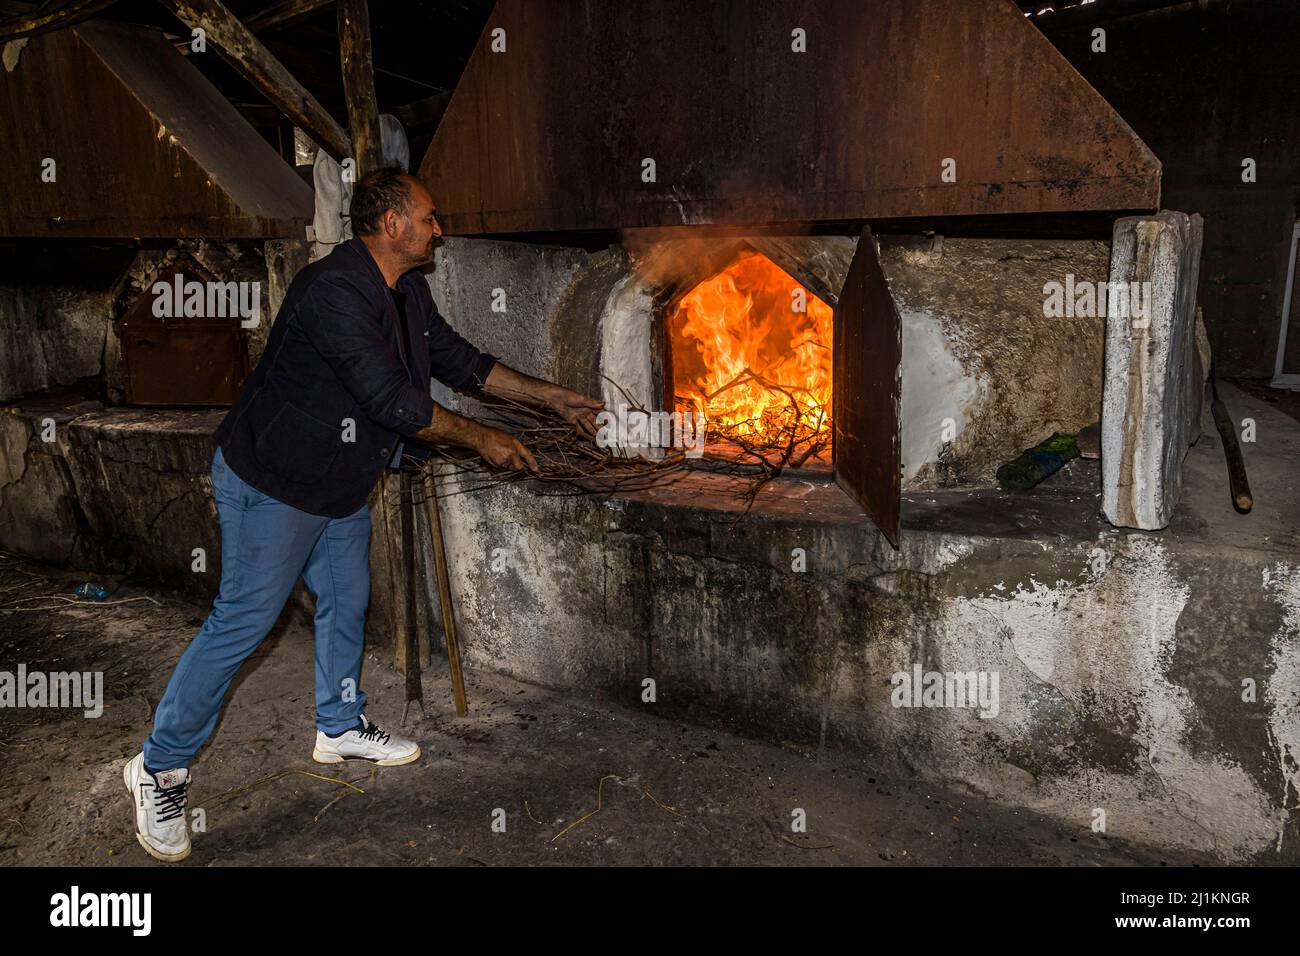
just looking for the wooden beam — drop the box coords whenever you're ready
[397,469,424,713]
[0,0,116,42]
[158,0,350,162]
[246,0,334,33]
[336,0,382,176]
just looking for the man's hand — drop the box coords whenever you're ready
[416,364,598,471]
[544,385,605,440]
[483,365,604,440]
[415,405,537,472]
[475,424,538,472]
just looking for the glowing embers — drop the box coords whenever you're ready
[668,252,833,467]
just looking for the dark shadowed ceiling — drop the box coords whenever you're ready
[39,0,498,166]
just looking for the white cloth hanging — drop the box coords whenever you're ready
[310,115,411,261]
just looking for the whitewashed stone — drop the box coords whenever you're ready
[1102,211,1204,529]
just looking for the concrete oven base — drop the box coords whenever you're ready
[430,383,1300,864]
[2,383,1297,863]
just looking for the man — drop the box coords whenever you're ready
[124,168,603,862]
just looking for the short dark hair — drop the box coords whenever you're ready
[350,167,413,237]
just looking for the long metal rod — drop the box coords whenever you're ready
[1271,223,1299,388]
[1209,365,1254,514]
[397,469,424,715]
[421,466,467,717]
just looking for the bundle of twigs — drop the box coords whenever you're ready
[397,375,833,519]
[683,367,833,511]
[408,386,692,503]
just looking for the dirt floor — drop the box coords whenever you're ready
[0,552,1216,868]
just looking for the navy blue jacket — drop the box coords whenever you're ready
[215,238,497,517]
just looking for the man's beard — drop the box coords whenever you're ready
[401,237,435,268]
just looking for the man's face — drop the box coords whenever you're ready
[389,176,443,268]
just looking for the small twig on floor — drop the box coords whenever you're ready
[779,834,836,850]
[454,846,489,866]
[313,791,349,823]
[551,774,693,842]
[638,787,686,818]
[524,800,543,825]
[640,785,709,834]
[552,774,620,842]
[208,768,366,809]
[0,595,162,612]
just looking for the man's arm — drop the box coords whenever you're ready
[423,293,602,437]
[420,293,603,466]
[413,402,538,472]
[410,365,604,473]
[481,364,604,440]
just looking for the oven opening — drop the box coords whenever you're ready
[665,251,834,470]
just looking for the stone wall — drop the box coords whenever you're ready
[425,453,1299,863]
[883,237,1110,487]
[0,239,305,407]
[0,243,131,403]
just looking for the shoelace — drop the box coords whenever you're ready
[358,721,390,745]
[153,778,188,824]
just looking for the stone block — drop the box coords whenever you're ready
[1102,211,1204,529]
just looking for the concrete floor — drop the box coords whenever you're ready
[0,554,1215,867]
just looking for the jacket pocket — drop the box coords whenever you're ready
[252,401,342,485]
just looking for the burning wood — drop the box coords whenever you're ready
[668,251,833,466]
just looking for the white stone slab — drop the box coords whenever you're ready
[1102,211,1204,529]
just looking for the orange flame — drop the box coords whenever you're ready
[669,252,833,455]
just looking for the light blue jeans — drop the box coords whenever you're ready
[143,445,371,769]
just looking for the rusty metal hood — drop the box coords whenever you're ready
[0,19,312,239]
[419,0,1161,235]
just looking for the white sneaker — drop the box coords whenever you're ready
[312,715,420,766]
[123,752,191,862]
